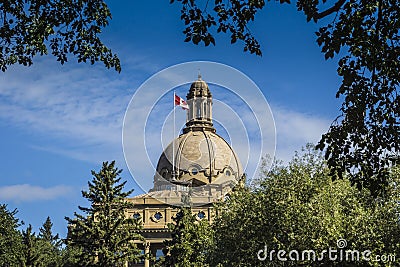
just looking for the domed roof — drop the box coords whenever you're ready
[186,75,212,99]
[154,130,242,187]
[151,76,243,192]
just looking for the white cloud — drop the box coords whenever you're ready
[0,65,129,143]
[272,105,331,162]
[0,57,144,164]
[0,184,73,202]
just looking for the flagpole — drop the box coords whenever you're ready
[173,91,176,180]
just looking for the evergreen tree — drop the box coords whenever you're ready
[160,206,214,267]
[39,217,59,244]
[65,161,143,267]
[0,204,23,266]
[38,217,63,267]
[21,224,41,267]
[60,245,83,267]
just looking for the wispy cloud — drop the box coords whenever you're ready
[0,184,73,202]
[272,105,331,162]
[0,57,144,164]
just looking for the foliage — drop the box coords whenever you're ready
[169,0,274,56]
[170,0,400,196]
[212,145,400,266]
[21,221,64,267]
[60,245,83,267]
[21,224,42,267]
[0,0,120,72]
[65,161,143,267]
[312,0,400,196]
[39,216,59,244]
[0,210,64,267]
[38,217,63,267]
[0,204,23,266]
[159,206,214,267]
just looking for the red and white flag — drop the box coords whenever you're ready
[174,94,189,110]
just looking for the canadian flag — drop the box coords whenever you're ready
[174,94,189,110]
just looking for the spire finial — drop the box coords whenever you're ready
[197,69,202,80]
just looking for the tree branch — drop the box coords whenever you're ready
[315,0,346,20]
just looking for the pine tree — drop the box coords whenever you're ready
[160,206,213,267]
[0,204,23,266]
[65,161,143,266]
[21,224,41,267]
[60,245,83,267]
[38,217,63,267]
[39,216,59,244]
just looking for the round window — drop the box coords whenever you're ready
[197,211,206,219]
[191,168,198,175]
[154,212,163,220]
[132,213,141,219]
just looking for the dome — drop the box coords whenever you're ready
[151,76,243,192]
[186,75,212,99]
[154,130,243,187]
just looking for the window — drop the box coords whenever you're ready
[156,249,164,260]
[151,212,164,222]
[160,168,168,179]
[197,211,206,220]
[154,212,163,220]
[132,213,141,220]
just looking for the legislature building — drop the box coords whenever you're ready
[127,76,244,266]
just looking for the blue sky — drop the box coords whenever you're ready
[0,1,341,237]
